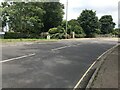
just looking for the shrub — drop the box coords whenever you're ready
[95,29,101,34]
[50,33,65,39]
[64,34,71,39]
[74,25,84,34]
[4,32,26,39]
[85,33,97,38]
[49,27,67,39]
[75,34,86,38]
[57,26,65,33]
[112,28,119,35]
[4,32,40,39]
[40,32,48,38]
[50,33,59,39]
[48,28,58,34]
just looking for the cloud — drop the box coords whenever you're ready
[60,0,119,28]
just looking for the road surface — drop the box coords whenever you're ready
[2,39,118,88]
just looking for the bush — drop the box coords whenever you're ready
[65,34,71,39]
[4,32,40,39]
[49,27,67,39]
[112,28,119,35]
[4,32,26,39]
[95,29,101,34]
[40,32,48,39]
[50,33,66,39]
[85,33,97,38]
[48,28,58,34]
[75,34,86,38]
[57,26,65,33]
[57,33,65,39]
[74,25,84,34]
[50,33,59,39]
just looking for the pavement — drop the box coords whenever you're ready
[1,38,118,88]
[90,45,119,89]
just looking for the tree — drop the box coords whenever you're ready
[68,19,84,34]
[61,20,66,29]
[0,4,3,31]
[74,25,84,34]
[1,2,10,31]
[77,9,99,37]
[42,2,64,32]
[1,2,45,34]
[68,19,80,26]
[99,15,116,34]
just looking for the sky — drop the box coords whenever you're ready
[60,0,119,28]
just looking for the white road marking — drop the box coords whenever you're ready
[73,44,119,90]
[73,60,97,90]
[51,44,81,51]
[1,53,35,63]
[52,46,70,51]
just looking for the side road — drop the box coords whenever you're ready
[90,45,119,88]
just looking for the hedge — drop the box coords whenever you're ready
[75,34,86,38]
[4,32,41,39]
[50,33,71,39]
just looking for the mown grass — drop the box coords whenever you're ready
[1,38,59,43]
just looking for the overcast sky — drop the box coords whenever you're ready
[60,0,119,28]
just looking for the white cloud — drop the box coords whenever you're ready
[60,0,119,28]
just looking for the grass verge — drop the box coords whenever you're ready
[1,39,59,43]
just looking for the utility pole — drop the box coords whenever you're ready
[118,1,120,28]
[65,0,68,38]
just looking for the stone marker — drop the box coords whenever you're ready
[72,32,75,38]
[47,35,50,39]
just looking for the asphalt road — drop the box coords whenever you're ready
[2,39,117,88]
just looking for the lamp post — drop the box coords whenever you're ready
[65,0,68,38]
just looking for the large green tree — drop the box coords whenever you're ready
[1,2,64,34]
[2,2,45,34]
[42,2,64,32]
[99,15,116,34]
[77,9,99,37]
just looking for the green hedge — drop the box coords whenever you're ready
[85,33,97,38]
[4,32,41,39]
[75,34,86,38]
[50,33,65,39]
